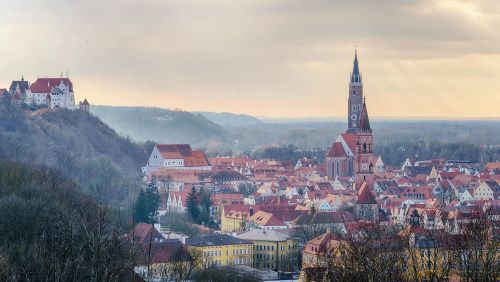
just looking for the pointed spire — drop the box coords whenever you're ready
[21,75,24,81]
[359,98,371,131]
[351,49,362,83]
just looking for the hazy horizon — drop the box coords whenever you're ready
[1,0,500,118]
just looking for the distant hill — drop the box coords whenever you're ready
[195,111,263,127]
[0,104,148,204]
[91,106,233,150]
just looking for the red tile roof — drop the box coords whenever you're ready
[326,142,347,158]
[156,144,210,167]
[30,78,73,93]
[340,133,357,154]
[356,182,376,204]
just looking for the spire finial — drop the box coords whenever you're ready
[351,48,361,83]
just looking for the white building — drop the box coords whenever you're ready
[143,144,212,174]
[30,78,75,109]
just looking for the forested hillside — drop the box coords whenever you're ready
[0,104,150,205]
[91,106,232,150]
[0,160,134,281]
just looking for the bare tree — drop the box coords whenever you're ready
[451,207,500,281]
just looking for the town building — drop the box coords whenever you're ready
[144,144,212,174]
[237,229,299,272]
[185,234,253,269]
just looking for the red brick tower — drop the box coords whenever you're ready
[354,98,374,190]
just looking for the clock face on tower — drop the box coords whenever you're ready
[350,114,357,121]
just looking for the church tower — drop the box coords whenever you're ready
[347,50,364,133]
[354,98,374,190]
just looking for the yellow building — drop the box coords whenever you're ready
[220,205,255,233]
[237,229,299,271]
[185,234,253,269]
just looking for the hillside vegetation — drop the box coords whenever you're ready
[0,160,134,281]
[0,104,149,204]
[91,106,232,150]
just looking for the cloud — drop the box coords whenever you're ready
[0,0,499,117]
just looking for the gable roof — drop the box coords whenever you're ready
[156,144,210,167]
[248,211,286,227]
[294,211,355,225]
[339,133,357,154]
[30,78,73,93]
[326,142,347,158]
[356,182,376,204]
[9,79,29,94]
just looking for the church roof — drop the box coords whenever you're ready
[358,99,371,131]
[351,50,362,84]
[326,142,347,158]
[340,133,357,154]
[356,182,376,204]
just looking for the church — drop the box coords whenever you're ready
[325,51,383,190]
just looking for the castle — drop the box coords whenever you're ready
[3,76,89,111]
[325,51,382,190]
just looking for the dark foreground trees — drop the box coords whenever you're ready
[303,213,499,282]
[0,161,135,281]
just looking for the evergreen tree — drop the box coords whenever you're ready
[186,187,199,222]
[134,188,148,223]
[144,178,160,222]
[298,187,304,196]
[198,188,212,225]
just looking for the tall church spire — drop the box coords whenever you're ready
[351,49,362,84]
[347,49,364,133]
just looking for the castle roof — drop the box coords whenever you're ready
[30,78,73,93]
[356,181,376,204]
[81,98,89,105]
[9,79,29,94]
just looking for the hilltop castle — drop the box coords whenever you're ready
[2,76,89,111]
[325,51,383,190]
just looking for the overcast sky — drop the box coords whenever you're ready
[1,0,499,118]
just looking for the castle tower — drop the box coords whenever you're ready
[347,50,364,133]
[354,98,374,190]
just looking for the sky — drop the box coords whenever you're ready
[0,0,499,118]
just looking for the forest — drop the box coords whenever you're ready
[0,103,151,206]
